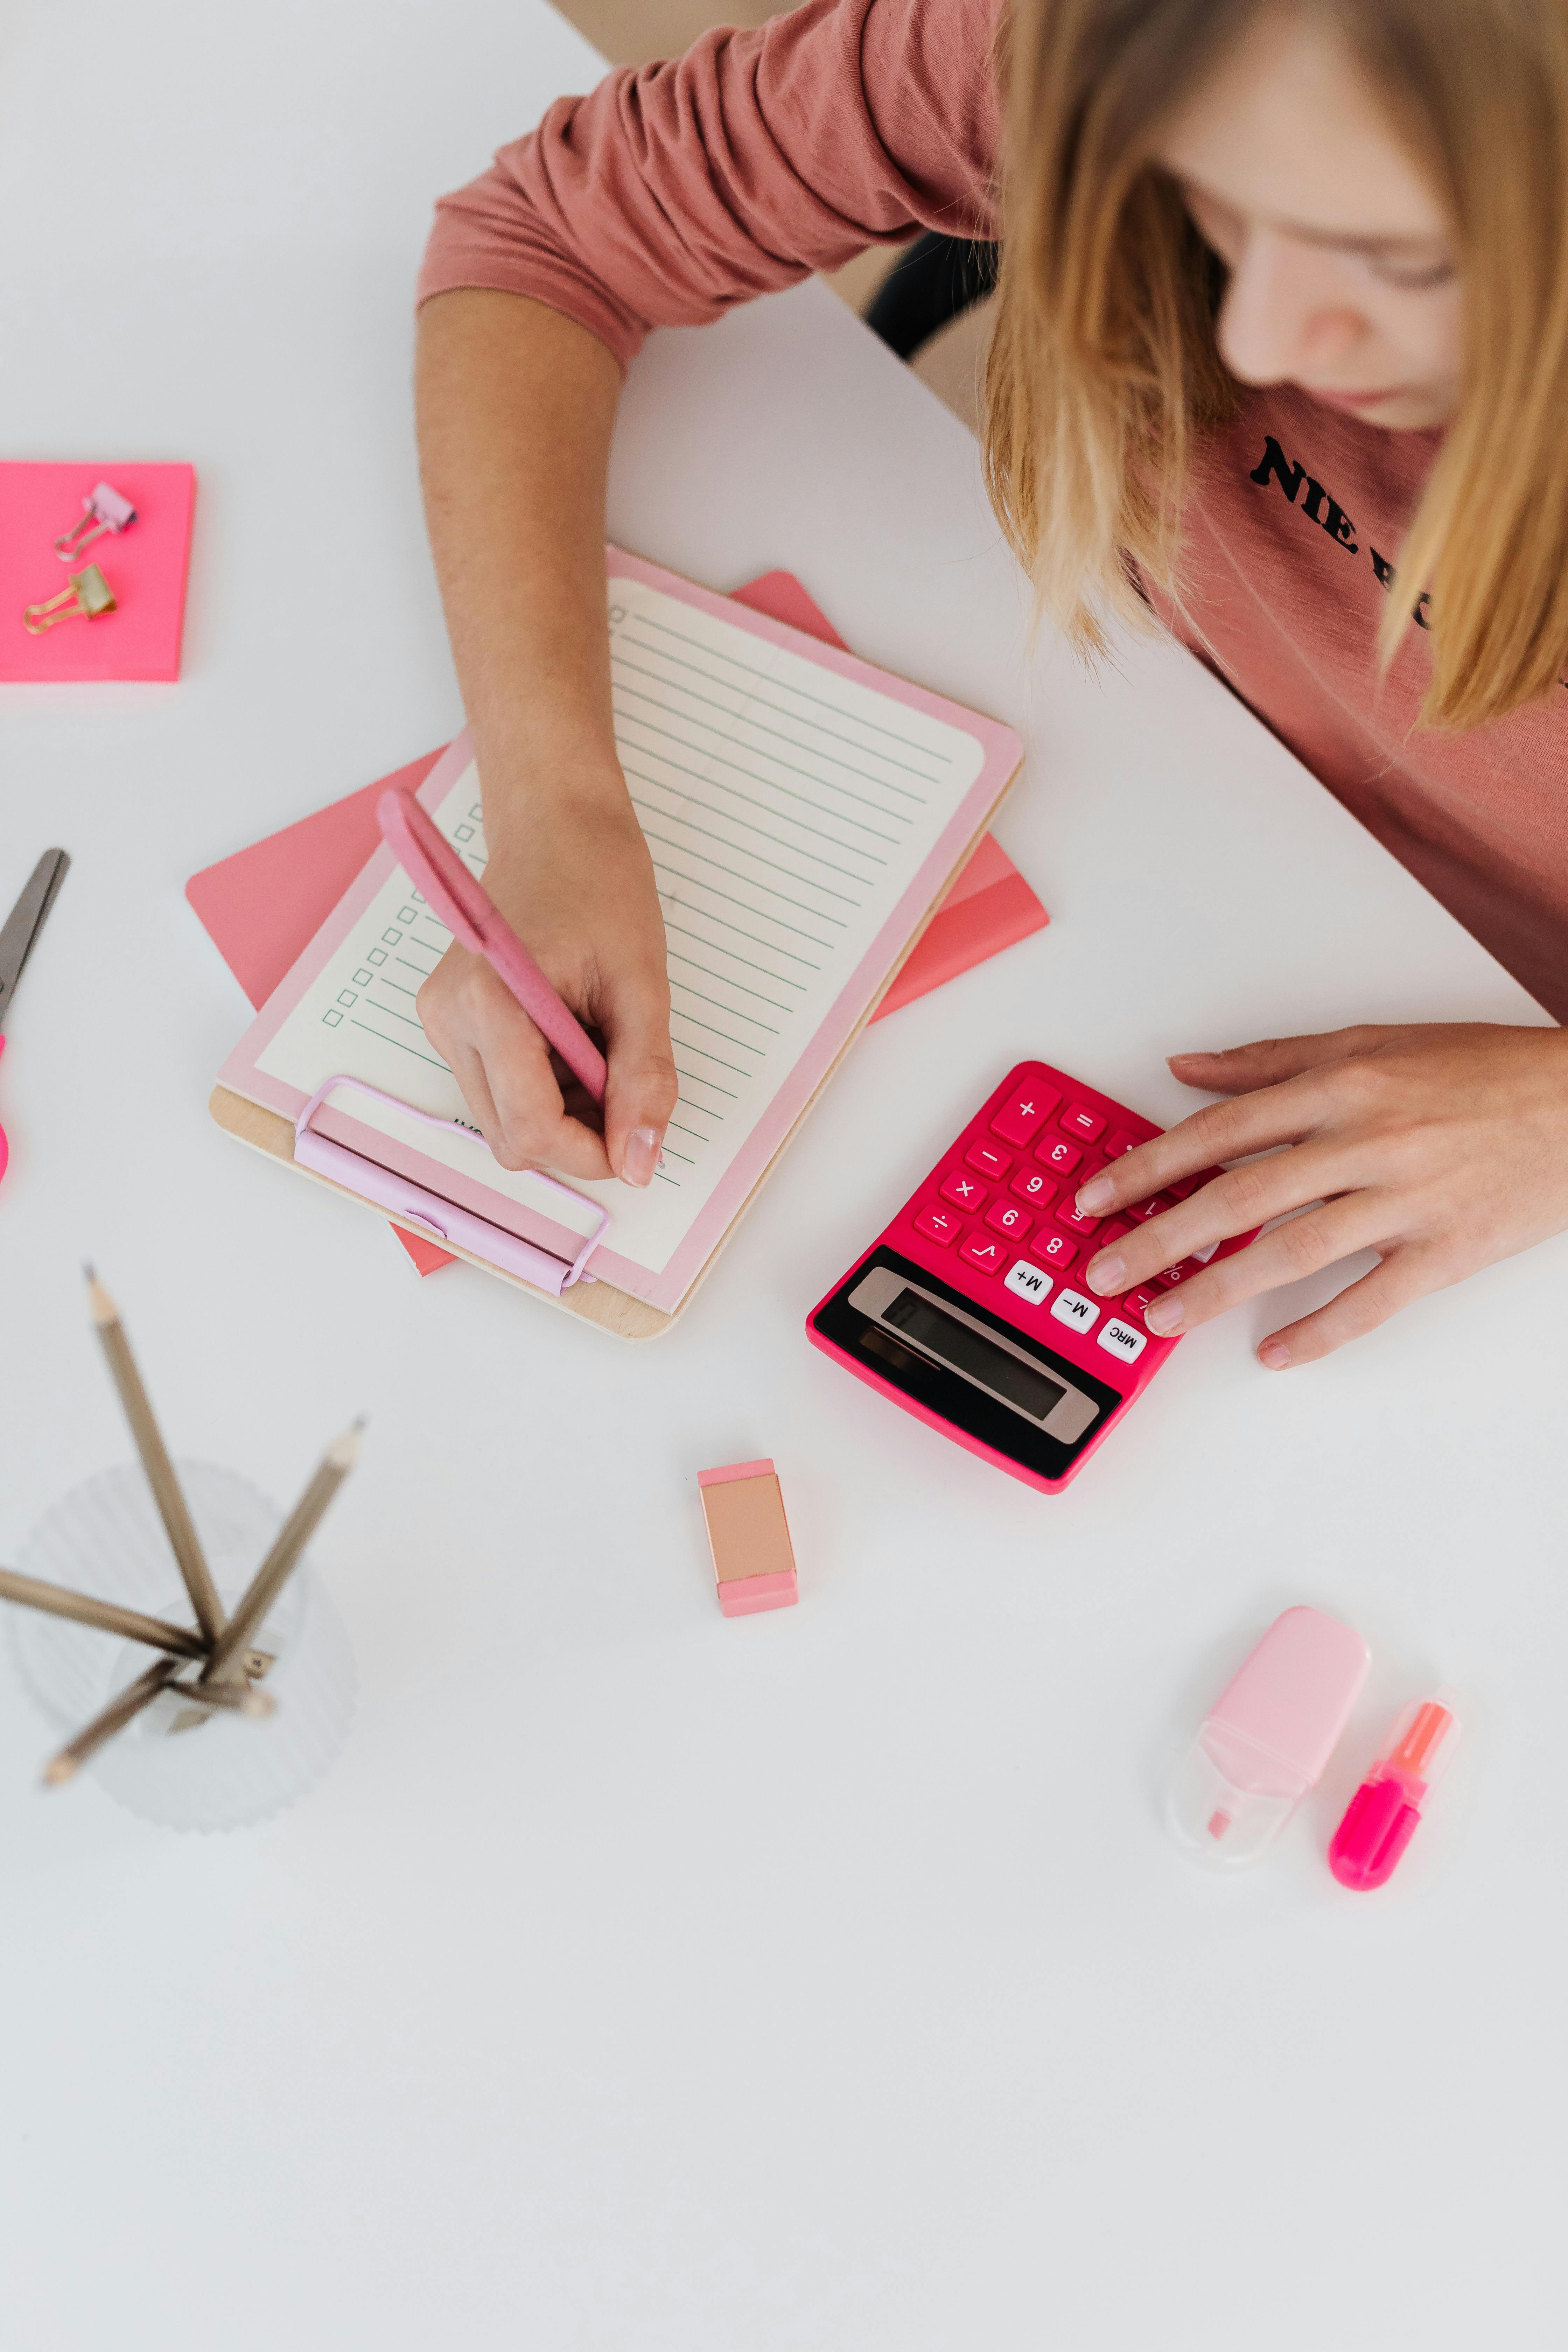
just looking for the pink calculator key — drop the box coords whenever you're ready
[1121,1284,1162,1324]
[1101,1127,1140,1159]
[1097,1219,1134,1252]
[959,1232,1008,1277]
[1166,1166,1222,1201]
[989,1084,1060,1148]
[965,1140,1012,1182]
[1156,1256,1203,1288]
[1034,1231,1079,1271]
[940,1170,988,1213]
[914,1205,963,1247]
[1010,1167,1058,1208]
[1055,1198,1101,1238]
[1036,1135,1083,1178]
[1060,1102,1106,1143]
[985,1200,1032,1241]
[1124,1192,1173,1223]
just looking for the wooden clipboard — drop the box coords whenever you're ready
[206,774,1018,1343]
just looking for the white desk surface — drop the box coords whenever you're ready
[1,3,1562,2345]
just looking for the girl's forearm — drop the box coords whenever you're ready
[415,288,628,840]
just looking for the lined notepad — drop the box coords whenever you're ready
[219,551,1023,1314]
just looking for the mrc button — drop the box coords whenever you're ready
[1096,1316,1147,1363]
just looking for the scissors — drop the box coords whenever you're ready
[0,849,70,1186]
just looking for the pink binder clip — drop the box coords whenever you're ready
[55,481,137,563]
[293,1073,609,1295]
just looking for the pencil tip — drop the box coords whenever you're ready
[84,1267,115,1324]
[328,1419,366,1470]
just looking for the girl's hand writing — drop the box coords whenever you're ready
[415,774,677,1186]
[1075,1024,1568,1366]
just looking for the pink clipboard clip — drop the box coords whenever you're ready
[294,1073,609,1295]
[377,787,608,1105]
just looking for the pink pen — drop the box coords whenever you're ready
[1329,1690,1462,1891]
[377,787,606,1106]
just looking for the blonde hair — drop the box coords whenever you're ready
[982,0,1568,729]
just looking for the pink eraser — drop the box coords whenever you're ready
[698,1459,799,1616]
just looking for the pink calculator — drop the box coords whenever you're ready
[806,1060,1253,1493]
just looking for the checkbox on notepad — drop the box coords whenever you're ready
[397,905,416,923]
[337,990,357,1007]
[367,948,387,966]
[382,928,401,945]
[454,825,475,843]
[353,968,372,986]
[322,1008,343,1027]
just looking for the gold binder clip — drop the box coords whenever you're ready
[23,564,117,635]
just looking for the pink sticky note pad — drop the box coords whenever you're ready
[0,463,196,681]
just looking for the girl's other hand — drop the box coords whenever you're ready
[414,772,677,1188]
[1073,1024,1568,1366]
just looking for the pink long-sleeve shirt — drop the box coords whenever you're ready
[419,0,1568,1021]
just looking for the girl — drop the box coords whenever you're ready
[411,0,1568,1368]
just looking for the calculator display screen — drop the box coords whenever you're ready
[883,1288,1068,1421]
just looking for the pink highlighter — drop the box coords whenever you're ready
[1168,1606,1371,1870]
[1329,1692,1462,1891]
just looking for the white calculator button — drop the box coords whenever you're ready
[1096,1316,1147,1364]
[1004,1259,1053,1307]
[1050,1288,1100,1335]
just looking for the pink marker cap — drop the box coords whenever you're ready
[1328,1688,1462,1892]
[1168,1605,1371,1871]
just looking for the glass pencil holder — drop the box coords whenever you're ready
[6,1461,356,1832]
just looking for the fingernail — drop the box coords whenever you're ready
[1168,1050,1219,1064]
[623,1126,661,1186]
[1144,1292,1183,1334]
[1076,1175,1114,1213]
[1086,1253,1125,1294]
[1259,1340,1291,1370]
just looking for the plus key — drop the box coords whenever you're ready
[989,1083,1060,1148]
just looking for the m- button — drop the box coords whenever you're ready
[1050,1288,1101,1335]
[989,1084,1061,1148]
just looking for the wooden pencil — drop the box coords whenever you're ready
[201,1420,364,1686]
[0,1564,207,1660]
[43,1657,179,1786]
[167,1678,274,1718]
[85,1268,226,1645]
